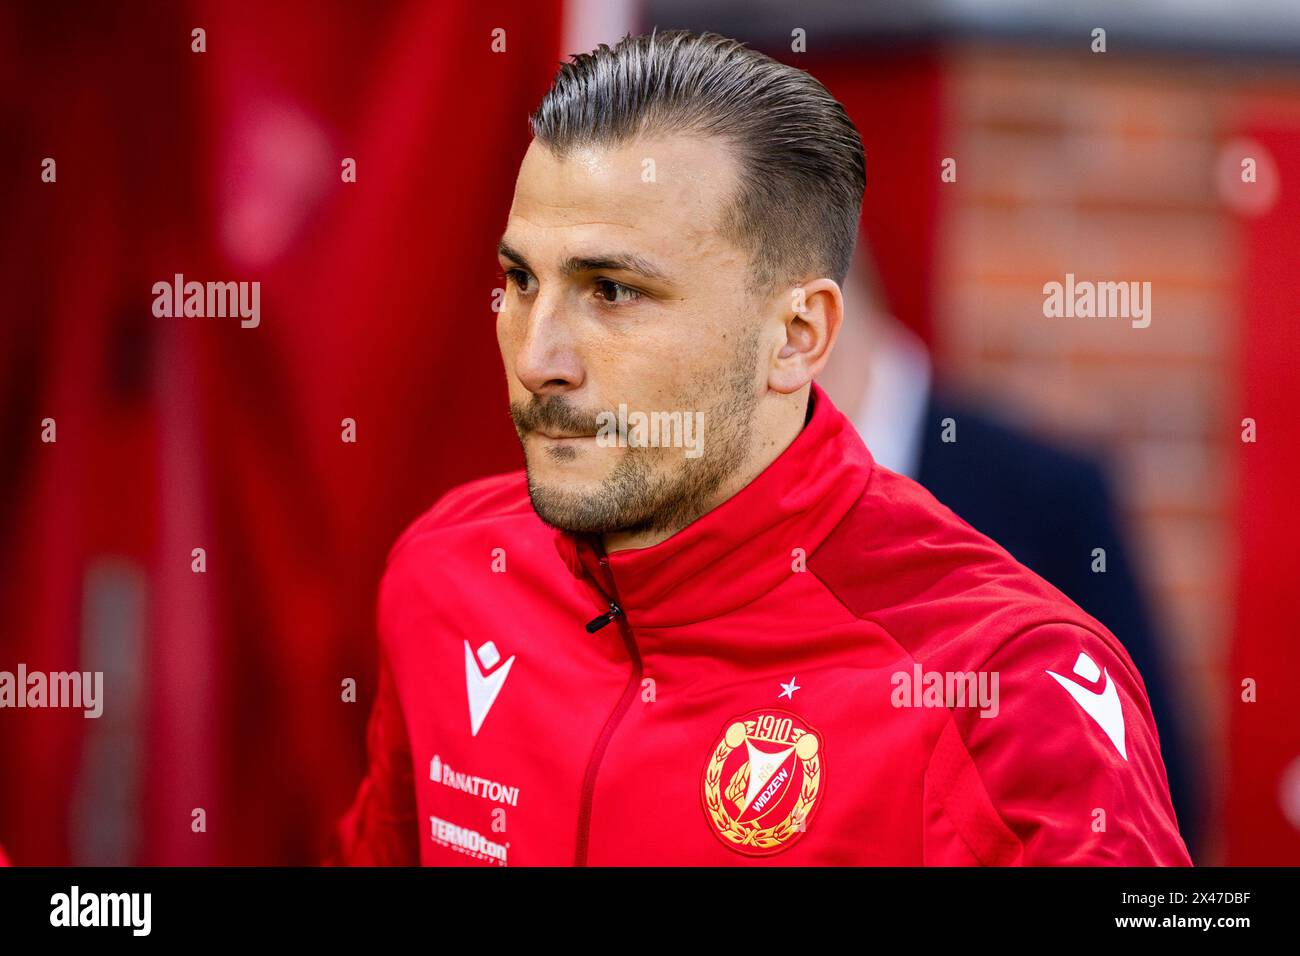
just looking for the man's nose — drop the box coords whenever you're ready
[513,298,584,397]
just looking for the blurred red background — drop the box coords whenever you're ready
[1,0,1297,865]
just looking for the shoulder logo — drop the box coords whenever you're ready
[701,708,824,856]
[1045,651,1127,760]
[464,640,514,737]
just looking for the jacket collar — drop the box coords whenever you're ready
[552,381,874,628]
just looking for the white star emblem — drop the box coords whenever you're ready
[779,677,800,699]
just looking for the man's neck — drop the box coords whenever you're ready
[602,387,812,553]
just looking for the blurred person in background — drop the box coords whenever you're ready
[819,246,1202,857]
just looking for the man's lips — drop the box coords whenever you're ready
[530,429,597,440]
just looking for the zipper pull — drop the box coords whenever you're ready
[585,601,622,633]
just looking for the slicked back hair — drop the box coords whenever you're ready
[529,29,866,296]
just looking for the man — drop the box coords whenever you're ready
[328,30,1190,866]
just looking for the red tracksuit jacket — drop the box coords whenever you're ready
[328,382,1191,866]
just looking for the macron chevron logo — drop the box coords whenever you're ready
[1046,651,1127,760]
[464,640,515,737]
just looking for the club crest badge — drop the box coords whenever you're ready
[701,708,824,856]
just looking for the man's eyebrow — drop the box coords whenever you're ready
[497,239,668,282]
[559,252,668,282]
[497,239,531,269]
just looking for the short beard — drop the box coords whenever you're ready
[514,329,761,537]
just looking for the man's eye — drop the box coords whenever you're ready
[594,278,640,305]
[501,269,536,295]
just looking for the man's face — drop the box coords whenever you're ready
[496,134,769,537]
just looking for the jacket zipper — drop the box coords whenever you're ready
[573,557,642,867]
[585,602,622,633]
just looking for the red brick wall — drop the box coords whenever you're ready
[934,45,1300,862]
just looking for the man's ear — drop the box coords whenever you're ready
[769,277,844,395]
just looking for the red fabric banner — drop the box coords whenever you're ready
[1225,123,1300,864]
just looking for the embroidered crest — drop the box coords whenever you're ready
[701,708,824,855]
